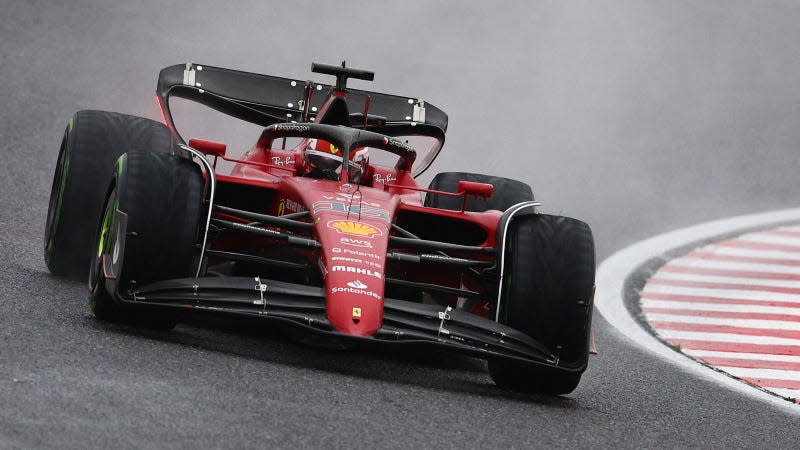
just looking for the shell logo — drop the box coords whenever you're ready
[327,220,383,238]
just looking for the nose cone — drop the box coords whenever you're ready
[325,262,385,336]
[294,180,398,337]
[319,219,388,337]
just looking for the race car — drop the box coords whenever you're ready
[44,62,596,394]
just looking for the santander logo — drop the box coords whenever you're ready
[347,280,368,289]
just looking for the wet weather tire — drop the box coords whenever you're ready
[44,110,176,280]
[89,151,204,329]
[424,172,533,212]
[489,214,595,395]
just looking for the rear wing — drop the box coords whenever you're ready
[156,63,448,136]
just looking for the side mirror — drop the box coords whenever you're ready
[188,138,227,157]
[457,181,493,212]
[457,180,493,199]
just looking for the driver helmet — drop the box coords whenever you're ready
[303,139,369,183]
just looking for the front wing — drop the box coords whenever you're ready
[118,276,584,374]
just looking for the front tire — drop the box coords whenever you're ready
[489,214,596,395]
[89,151,204,329]
[45,110,175,280]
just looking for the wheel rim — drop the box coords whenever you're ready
[89,189,115,310]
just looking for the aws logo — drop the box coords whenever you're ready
[340,237,372,248]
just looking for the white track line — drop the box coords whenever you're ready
[640,300,800,315]
[771,389,800,399]
[644,314,800,330]
[739,233,800,246]
[701,244,800,261]
[655,330,800,346]
[667,259,800,274]
[595,207,800,414]
[650,271,800,288]
[715,367,800,382]
[642,283,800,302]
[683,350,800,363]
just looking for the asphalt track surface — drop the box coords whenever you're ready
[2,1,800,447]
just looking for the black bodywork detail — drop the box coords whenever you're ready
[123,277,574,372]
[386,251,493,268]
[214,204,312,230]
[385,277,482,299]
[317,97,351,126]
[388,236,495,254]
[395,210,489,246]
[204,250,309,271]
[211,218,321,248]
[214,181,275,215]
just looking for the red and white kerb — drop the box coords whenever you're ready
[641,224,800,404]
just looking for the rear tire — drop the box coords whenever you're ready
[44,110,175,280]
[89,151,204,329]
[424,172,533,212]
[489,214,595,395]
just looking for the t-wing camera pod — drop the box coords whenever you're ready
[311,61,375,92]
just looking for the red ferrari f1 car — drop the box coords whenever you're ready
[44,62,596,394]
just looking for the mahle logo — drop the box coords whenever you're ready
[332,265,382,280]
